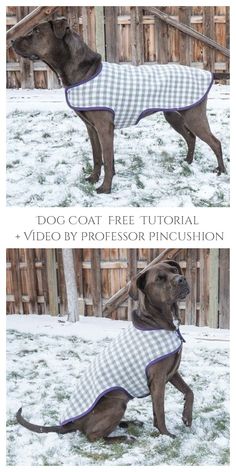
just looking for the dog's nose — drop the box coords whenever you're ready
[177,276,186,285]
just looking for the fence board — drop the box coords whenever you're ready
[46,249,58,316]
[179,7,191,66]
[6,248,229,328]
[184,249,197,325]
[208,248,219,328]
[203,7,215,71]
[91,249,102,316]
[155,7,168,64]
[127,248,138,320]
[105,7,119,63]
[218,249,230,328]
[130,7,144,65]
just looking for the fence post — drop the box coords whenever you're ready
[95,6,105,59]
[104,7,118,62]
[184,249,197,325]
[199,249,209,326]
[179,7,191,66]
[91,248,102,316]
[127,249,138,320]
[218,249,230,328]
[9,249,23,314]
[62,249,80,322]
[208,248,219,328]
[155,7,168,63]
[26,249,38,313]
[203,6,215,71]
[46,249,58,316]
[47,69,60,89]
[130,7,144,65]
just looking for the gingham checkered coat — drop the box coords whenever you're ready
[65,62,213,129]
[60,324,182,425]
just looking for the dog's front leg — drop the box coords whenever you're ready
[148,364,175,438]
[85,123,103,184]
[94,120,115,194]
[169,371,194,427]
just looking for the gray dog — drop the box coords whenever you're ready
[16,260,193,443]
[12,17,226,193]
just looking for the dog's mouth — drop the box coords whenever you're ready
[177,286,190,300]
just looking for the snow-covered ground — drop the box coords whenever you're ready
[6,85,229,207]
[6,315,230,466]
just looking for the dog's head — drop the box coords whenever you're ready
[129,260,190,306]
[12,17,71,61]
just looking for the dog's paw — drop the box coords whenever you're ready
[182,415,192,427]
[85,173,100,184]
[96,184,111,194]
[213,166,226,176]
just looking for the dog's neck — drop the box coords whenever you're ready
[132,298,178,331]
[42,33,102,87]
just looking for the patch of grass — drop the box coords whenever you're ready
[78,173,96,196]
[42,132,51,139]
[219,448,230,465]
[6,159,20,169]
[37,174,46,184]
[14,132,24,142]
[66,127,77,135]
[130,154,144,172]
[135,175,145,189]
[25,194,44,204]
[179,162,193,177]
[55,159,68,167]
[18,349,38,357]
[58,194,73,207]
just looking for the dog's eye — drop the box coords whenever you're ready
[34,28,40,34]
[172,267,179,273]
[156,273,166,282]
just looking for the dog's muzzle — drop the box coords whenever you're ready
[176,276,190,299]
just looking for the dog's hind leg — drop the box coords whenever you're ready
[164,111,196,164]
[179,100,226,175]
[169,372,194,427]
[83,391,131,443]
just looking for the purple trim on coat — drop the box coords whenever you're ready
[65,62,103,89]
[60,345,182,426]
[144,345,182,378]
[131,314,185,342]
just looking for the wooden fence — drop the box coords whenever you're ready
[6,248,229,329]
[6,6,229,89]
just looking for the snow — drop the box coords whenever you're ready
[6,314,230,466]
[6,85,229,207]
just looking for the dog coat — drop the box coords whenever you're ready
[60,323,183,425]
[65,62,213,129]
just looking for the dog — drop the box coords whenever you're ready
[16,260,193,443]
[12,17,226,194]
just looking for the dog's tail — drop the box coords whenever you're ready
[16,407,70,434]
[213,72,230,80]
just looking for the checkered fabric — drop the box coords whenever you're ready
[65,62,213,129]
[60,324,182,425]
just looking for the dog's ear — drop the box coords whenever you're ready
[52,17,69,39]
[128,271,147,300]
[163,260,182,275]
